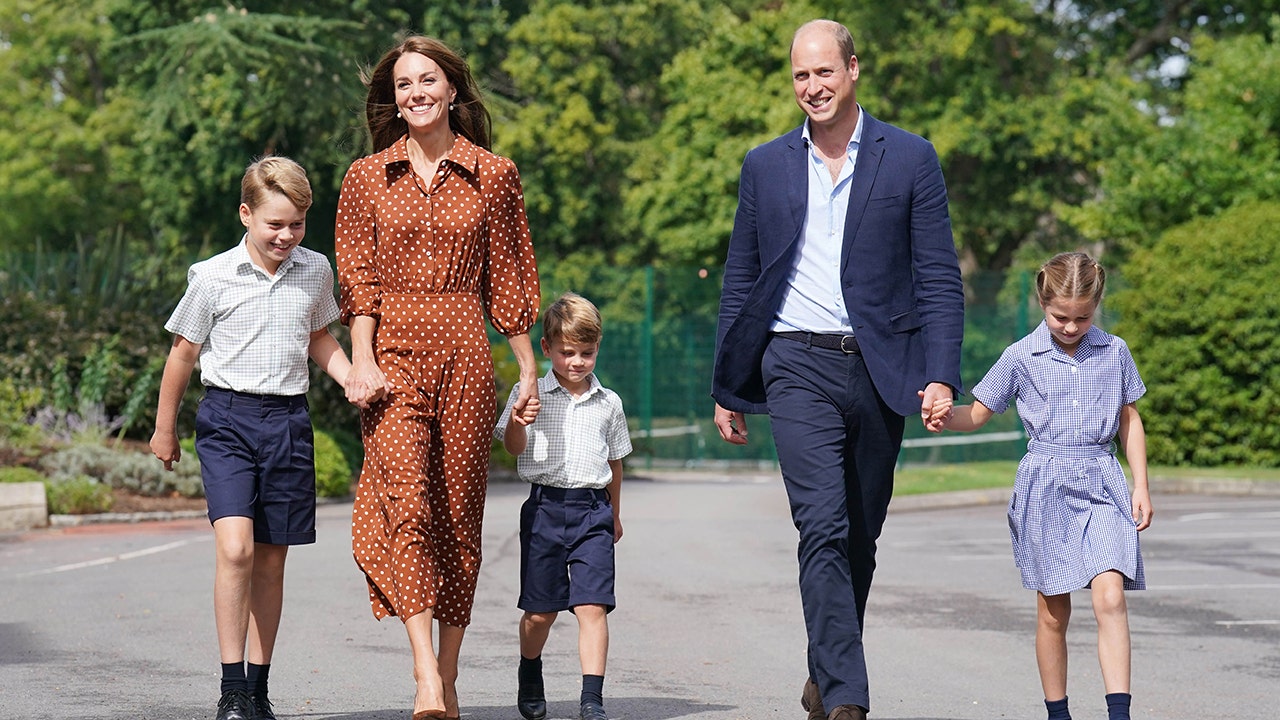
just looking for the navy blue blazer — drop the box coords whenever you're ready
[712,113,965,417]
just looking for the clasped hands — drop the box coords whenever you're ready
[918,383,955,433]
[344,359,393,410]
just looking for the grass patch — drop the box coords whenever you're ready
[894,461,1017,496]
[893,461,1280,497]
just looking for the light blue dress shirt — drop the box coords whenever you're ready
[771,108,865,334]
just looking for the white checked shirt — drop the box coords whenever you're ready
[495,370,633,489]
[165,238,340,396]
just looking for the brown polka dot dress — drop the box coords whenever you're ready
[336,134,539,626]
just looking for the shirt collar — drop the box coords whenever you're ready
[232,235,295,278]
[538,367,603,398]
[801,103,864,156]
[379,132,481,176]
[1029,321,1111,356]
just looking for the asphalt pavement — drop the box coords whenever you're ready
[2,474,1277,720]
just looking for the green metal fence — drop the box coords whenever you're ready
[525,263,1046,469]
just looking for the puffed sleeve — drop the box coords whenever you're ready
[335,158,381,324]
[482,157,540,335]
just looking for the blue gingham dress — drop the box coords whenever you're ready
[972,323,1146,595]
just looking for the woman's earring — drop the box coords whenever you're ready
[396,110,402,118]
[449,102,455,111]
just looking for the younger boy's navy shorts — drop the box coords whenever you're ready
[518,485,616,613]
[195,386,317,546]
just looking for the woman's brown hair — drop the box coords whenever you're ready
[363,35,492,152]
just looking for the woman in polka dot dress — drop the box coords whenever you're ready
[336,36,541,720]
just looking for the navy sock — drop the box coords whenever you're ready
[220,662,247,694]
[581,674,604,707]
[1045,696,1071,720]
[1106,692,1132,720]
[519,655,543,686]
[247,662,270,697]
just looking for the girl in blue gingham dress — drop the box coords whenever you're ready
[923,252,1153,720]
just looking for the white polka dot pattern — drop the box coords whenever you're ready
[335,134,540,626]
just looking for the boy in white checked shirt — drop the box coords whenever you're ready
[495,292,632,720]
[150,156,364,720]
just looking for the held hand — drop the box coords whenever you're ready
[345,357,390,409]
[149,431,180,472]
[512,396,541,426]
[1132,487,1154,531]
[917,388,954,433]
[714,403,748,445]
[511,382,541,426]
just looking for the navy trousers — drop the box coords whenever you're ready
[762,336,905,712]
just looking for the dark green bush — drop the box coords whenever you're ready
[1113,200,1280,466]
[314,429,353,499]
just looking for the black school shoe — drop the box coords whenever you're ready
[250,693,276,720]
[516,674,546,720]
[215,688,258,720]
[579,701,608,720]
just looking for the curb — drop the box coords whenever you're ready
[37,475,1280,527]
[46,496,352,528]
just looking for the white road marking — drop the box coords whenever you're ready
[17,536,210,578]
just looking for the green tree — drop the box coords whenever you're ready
[1063,22,1280,255]
[624,2,817,266]
[0,0,143,252]
[1113,201,1280,466]
[497,0,709,258]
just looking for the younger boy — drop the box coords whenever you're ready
[495,292,633,720]
[150,156,358,720]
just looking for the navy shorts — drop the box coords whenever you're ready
[518,485,616,613]
[195,387,317,546]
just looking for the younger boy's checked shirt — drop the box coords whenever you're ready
[165,238,340,396]
[496,370,632,489]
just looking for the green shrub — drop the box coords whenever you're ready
[1113,200,1280,466]
[0,378,45,448]
[314,429,352,499]
[39,442,203,497]
[0,466,45,484]
[46,475,115,514]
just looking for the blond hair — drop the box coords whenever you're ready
[241,155,312,211]
[542,292,602,346]
[1036,251,1106,308]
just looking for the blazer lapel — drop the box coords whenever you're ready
[841,113,884,275]
[786,130,808,230]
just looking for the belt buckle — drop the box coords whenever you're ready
[840,335,857,354]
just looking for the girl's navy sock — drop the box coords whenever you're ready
[1045,696,1071,720]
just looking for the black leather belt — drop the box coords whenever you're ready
[773,331,860,354]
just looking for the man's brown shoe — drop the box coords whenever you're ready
[827,705,868,720]
[801,678,825,720]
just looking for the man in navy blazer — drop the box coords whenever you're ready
[712,19,964,720]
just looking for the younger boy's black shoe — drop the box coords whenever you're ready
[215,688,258,720]
[579,701,608,720]
[517,676,546,720]
[250,693,276,720]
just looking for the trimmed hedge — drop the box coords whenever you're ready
[1113,200,1280,466]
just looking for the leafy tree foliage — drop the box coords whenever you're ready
[1113,201,1280,466]
[1064,21,1280,256]
[0,0,141,252]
